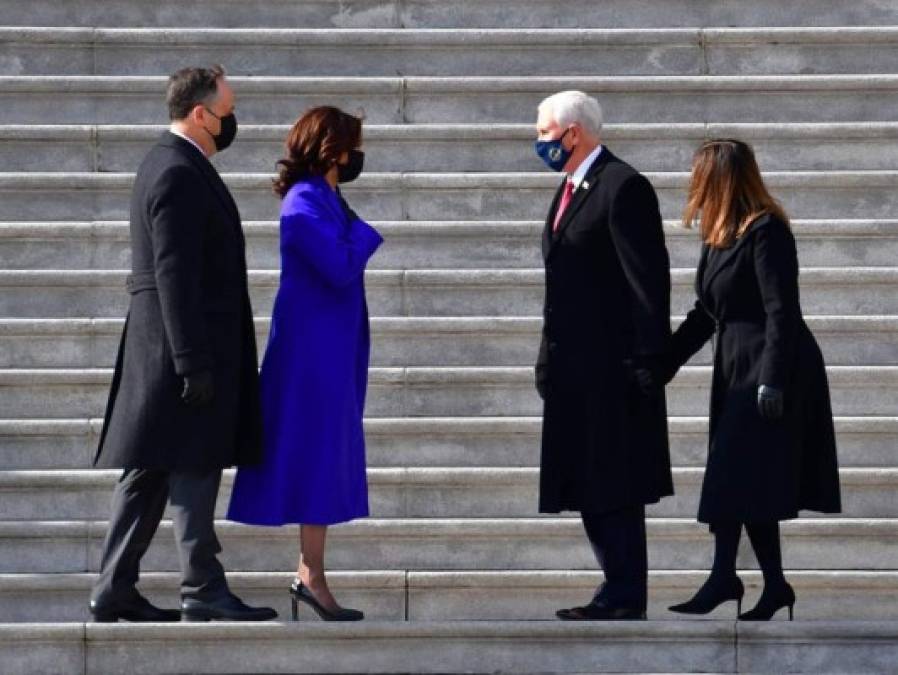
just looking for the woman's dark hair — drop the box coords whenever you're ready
[683,138,789,248]
[273,106,364,198]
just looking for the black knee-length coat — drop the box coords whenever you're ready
[536,148,674,514]
[94,132,263,470]
[669,214,841,523]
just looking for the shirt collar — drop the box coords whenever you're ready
[169,127,207,157]
[567,144,603,189]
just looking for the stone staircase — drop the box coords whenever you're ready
[1,1,898,672]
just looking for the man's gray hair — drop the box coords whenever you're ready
[538,90,603,136]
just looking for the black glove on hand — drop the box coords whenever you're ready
[182,370,215,407]
[757,384,784,420]
[625,356,666,396]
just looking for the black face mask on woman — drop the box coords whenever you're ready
[337,150,365,183]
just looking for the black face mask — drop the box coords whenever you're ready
[337,150,365,183]
[203,108,238,152]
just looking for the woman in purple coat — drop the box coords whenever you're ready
[227,107,382,622]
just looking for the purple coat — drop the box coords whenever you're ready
[227,176,383,526]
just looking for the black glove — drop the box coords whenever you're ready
[625,356,666,396]
[535,367,548,401]
[182,370,215,407]
[757,384,784,420]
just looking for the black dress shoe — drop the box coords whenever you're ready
[181,593,278,622]
[289,580,364,622]
[556,600,646,621]
[669,574,745,616]
[90,594,181,623]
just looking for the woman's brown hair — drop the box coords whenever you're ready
[273,106,363,198]
[682,139,789,248]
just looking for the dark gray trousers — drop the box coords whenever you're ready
[91,468,230,605]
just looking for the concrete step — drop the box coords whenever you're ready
[6,27,898,77]
[0,365,894,419]
[1,416,893,472]
[2,170,896,222]
[1,569,896,623]
[2,75,898,124]
[8,621,898,675]
[0,467,893,521]
[1,316,895,368]
[0,517,894,573]
[1,268,896,317]
[1,0,896,28]
[3,219,897,270]
[5,122,898,174]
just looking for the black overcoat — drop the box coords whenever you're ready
[537,148,674,514]
[94,132,263,470]
[670,214,841,523]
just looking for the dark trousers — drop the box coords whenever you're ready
[91,468,230,605]
[581,504,648,611]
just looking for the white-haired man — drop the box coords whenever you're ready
[534,90,674,620]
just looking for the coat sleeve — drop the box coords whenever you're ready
[753,219,801,388]
[608,173,672,357]
[148,164,213,377]
[281,189,383,288]
[670,299,716,369]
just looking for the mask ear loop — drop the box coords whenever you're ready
[200,107,222,141]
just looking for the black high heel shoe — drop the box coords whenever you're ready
[669,574,745,616]
[289,580,364,622]
[738,581,795,621]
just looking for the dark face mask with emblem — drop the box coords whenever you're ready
[535,127,575,172]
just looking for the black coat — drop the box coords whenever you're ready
[536,148,674,514]
[670,214,841,523]
[94,133,263,470]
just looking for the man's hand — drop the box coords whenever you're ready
[182,370,215,407]
[757,384,784,420]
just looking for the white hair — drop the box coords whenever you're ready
[538,90,603,137]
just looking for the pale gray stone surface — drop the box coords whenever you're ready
[3,75,898,124]
[0,2,896,670]
[1,0,897,28]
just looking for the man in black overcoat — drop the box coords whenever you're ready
[534,91,674,620]
[89,66,275,622]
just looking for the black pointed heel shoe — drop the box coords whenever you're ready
[289,580,364,622]
[669,575,745,616]
[738,581,796,621]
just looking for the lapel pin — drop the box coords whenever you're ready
[581,180,591,191]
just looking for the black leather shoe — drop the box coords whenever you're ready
[181,593,278,622]
[90,594,181,623]
[556,600,646,621]
[669,574,745,616]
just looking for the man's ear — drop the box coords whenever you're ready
[568,123,582,148]
[190,104,206,127]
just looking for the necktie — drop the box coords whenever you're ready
[553,179,575,232]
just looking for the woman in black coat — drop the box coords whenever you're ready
[666,140,841,621]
